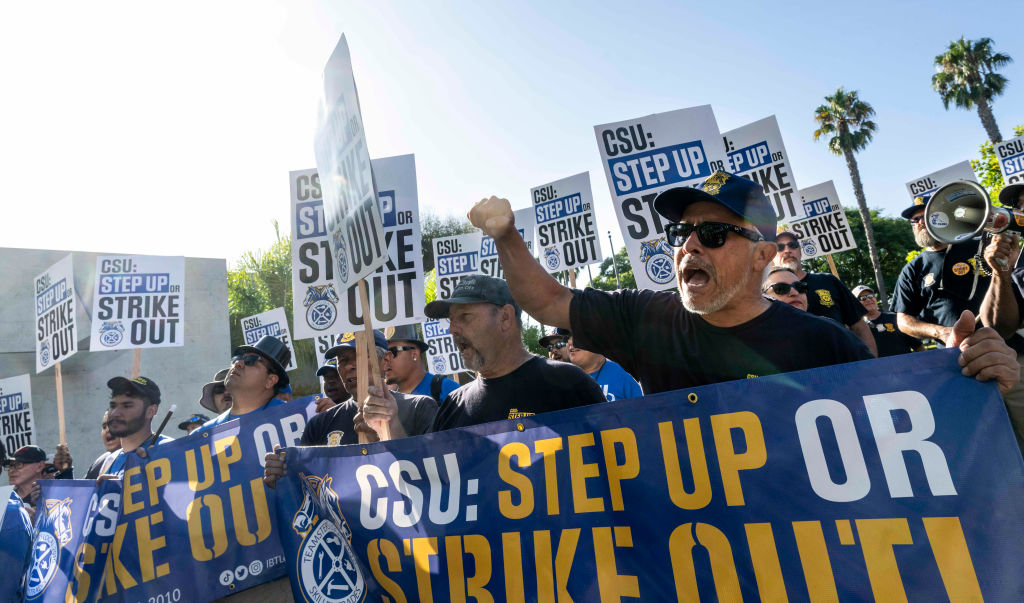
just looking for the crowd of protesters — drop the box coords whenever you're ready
[7,174,1024,599]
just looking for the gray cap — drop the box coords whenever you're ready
[424,275,521,319]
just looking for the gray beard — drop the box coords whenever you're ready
[680,271,747,314]
[915,228,940,248]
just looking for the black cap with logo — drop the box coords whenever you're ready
[108,376,161,404]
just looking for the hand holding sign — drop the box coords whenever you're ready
[363,385,406,439]
[468,196,516,239]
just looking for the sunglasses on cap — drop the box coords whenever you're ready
[665,221,764,248]
[777,241,800,251]
[547,341,568,352]
[763,281,809,296]
[387,346,417,357]
[231,354,266,367]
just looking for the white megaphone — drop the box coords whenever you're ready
[924,180,1024,245]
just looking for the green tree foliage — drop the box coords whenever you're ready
[421,213,475,272]
[932,37,1012,144]
[226,221,320,394]
[813,87,889,308]
[588,247,637,291]
[804,208,917,296]
[972,124,1024,204]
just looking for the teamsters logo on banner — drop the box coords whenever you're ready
[289,474,366,603]
[594,105,724,291]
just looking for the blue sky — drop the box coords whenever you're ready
[2,0,1022,262]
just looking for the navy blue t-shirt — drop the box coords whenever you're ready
[891,240,990,327]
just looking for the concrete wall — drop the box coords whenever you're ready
[0,247,230,471]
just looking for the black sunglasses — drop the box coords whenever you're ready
[547,341,568,351]
[665,221,764,248]
[763,281,809,295]
[388,345,417,357]
[909,215,925,225]
[777,241,800,251]
[858,293,876,301]
[231,354,264,367]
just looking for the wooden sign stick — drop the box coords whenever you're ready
[568,270,577,289]
[825,254,840,279]
[358,279,390,441]
[131,348,141,378]
[55,362,66,446]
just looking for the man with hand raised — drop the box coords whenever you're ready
[467,171,1018,396]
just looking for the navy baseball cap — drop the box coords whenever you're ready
[177,414,211,431]
[653,171,778,241]
[424,275,521,319]
[901,195,929,219]
[326,330,388,359]
[108,376,161,404]
[539,327,571,348]
[7,445,46,465]
[316,357,340,377]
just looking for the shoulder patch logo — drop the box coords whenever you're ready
[814,289,834,307]
[923,273,936,287]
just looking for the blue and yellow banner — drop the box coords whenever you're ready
[24,398,318,602]
[280,350,1024,601]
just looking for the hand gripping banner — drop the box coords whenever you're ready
[280,349,1024,601]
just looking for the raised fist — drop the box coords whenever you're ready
[468,196,516,239]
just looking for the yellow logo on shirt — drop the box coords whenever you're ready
[746,374,758,379]
[952,262,971,276]
[815,289,834,307]
[885,323,895,332]
[507,408,535,419]
[327,431,343,446]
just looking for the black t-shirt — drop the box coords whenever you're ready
[866,311,921,357]
[803,272,866,326]
[891,239,990,327]
[301,392,438,445]
[570,288,874,395]
[430,356,606,431]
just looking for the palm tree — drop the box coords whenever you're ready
[932,37,1012,144]
[813,87,888,308]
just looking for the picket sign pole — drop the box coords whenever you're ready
[354,330,372,444]
[358,279,391,441]
[825,254,841,279]
[131,348,141,379]
[55,362,66,446]
[568,270,577,289]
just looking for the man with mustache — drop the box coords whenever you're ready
[773,230,876,355]
[893,196,992,343]
[423,275,605,431]
[91,376,173,478]
[539,328,572,362]
[467,171,1019,396]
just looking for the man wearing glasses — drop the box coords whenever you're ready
[201,335,292,431]
[386,325,459,404]
[892,196,991,343]
[853,285,922,357]
[539,328,572,362]
[773,230,876,355]
[466,171,1019,396]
